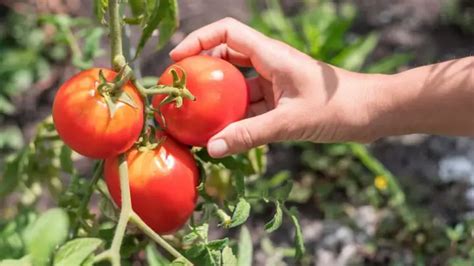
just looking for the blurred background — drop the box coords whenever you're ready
[0,0,473,265]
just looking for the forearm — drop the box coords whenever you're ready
[368,56,474,139]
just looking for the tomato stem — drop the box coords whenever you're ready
[130,212,193,265]
[96,1,194,264]
[94,155,131,266]
[108,0,125,71]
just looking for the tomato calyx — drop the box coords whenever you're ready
[134,127,167,152]
[146,67,196,108]
[96,68,138,118]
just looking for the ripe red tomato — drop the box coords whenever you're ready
[152,55,248,147]
[53,68,144,159]
[104,135,199,234]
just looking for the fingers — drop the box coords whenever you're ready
[247,76,273,103]
[207,44,252,67]
[207,109,285,158]
[170,17,268,62]
[247,101,269,117]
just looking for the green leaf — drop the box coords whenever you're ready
[222,246,237,266]
[248,146,267,174]
[0,95,15,115]
[207,238,229,250]
[330,33,378,71]
[0,256,31,266]
[0,151,25,198]
[157,0,179,49]
[237,226,252,266]
[195,149,253,175]
[264,201,283,233]
[53,238,102,266]
[0,209,37,260]
[145,0,157,17]
[146,243,170,266]
[273,180,293,202]
[228,198,251,228]
[233,171,245,197]
[170,258,188,266]
[366,53,412,74]
[185,244,206,258]
[81,27,104,66]
[286,207,305,260]
[135,0,178,58]
[0,126,24,150]
[129,0,145,16]
[192,247,221,266]
[59,145,73,174]
[93,0,108,24]
[207,249,222,266]
[268,171,290,188]
[23,208,69,266]
[183,223,209,244]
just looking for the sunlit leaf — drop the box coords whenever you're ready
[146,243,170,266]
[157,0,179,49]
[366,53,412,73]
[23,208,69,266]
[286,207,305,260]
[222,246,237,266]
[228,198,251,228]
[53,238,102,266]
[237,226,252,266]
[264,201,283,233]
[93,0,108,24]
[135,0,178,58]
[330,33,378,71]
[129,0,145,16]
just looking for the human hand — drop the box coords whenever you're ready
[170,18,381,158]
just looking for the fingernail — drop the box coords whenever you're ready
[208,139,229,158]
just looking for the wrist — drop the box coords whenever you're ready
[359,73,406,141]
[364,71,427,140]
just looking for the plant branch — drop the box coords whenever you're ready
[130,212,193,265]
[108,0,125,70]
[94,155,131,266]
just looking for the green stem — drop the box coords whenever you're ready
[110,155,132,250]
[94,155,131,266]
[130,212,193,265]
[73,161,104,235]
[214,204,231,226]
[142,86,182,95]
[108,0,125,70]
[348,143,418,231]
[61,23,84,68]
[132,78,148,96]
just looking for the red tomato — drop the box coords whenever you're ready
[53,68,144,159]
[152,55,248,147]
[104,136,199,234]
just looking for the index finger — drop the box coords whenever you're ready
[170,17,268,62]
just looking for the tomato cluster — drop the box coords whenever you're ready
[53,55,248,234]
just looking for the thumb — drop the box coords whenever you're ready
[207,110,284,158]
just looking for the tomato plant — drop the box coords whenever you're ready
[0,1,304,265]
[104,136,199,234]
[53,68,144,159]
[153,55,249,146]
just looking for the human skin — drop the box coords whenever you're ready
[170,17,474,158]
